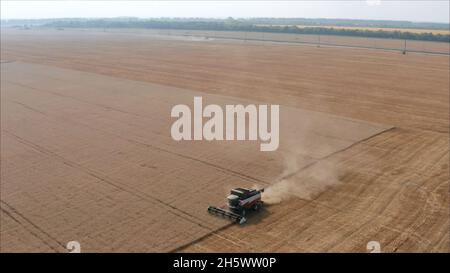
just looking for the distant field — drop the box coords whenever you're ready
[92,28,450,54]
[257,24,450,35]
[300,25,450,35]
[42,28,450,55]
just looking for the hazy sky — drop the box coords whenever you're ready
[1,1,449,23]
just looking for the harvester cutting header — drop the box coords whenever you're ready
[208,187,264,224]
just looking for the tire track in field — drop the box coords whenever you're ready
[7,82,272,187]
[0,200,66,252]
[2,130,214,233]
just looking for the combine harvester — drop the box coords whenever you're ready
[208,187,264,224]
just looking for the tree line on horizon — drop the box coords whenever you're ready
[9,18,450,43]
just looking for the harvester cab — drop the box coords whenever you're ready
[208,187,264,224]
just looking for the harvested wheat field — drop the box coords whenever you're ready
[0,28,448,252]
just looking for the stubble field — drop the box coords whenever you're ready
[1,28,448,252]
